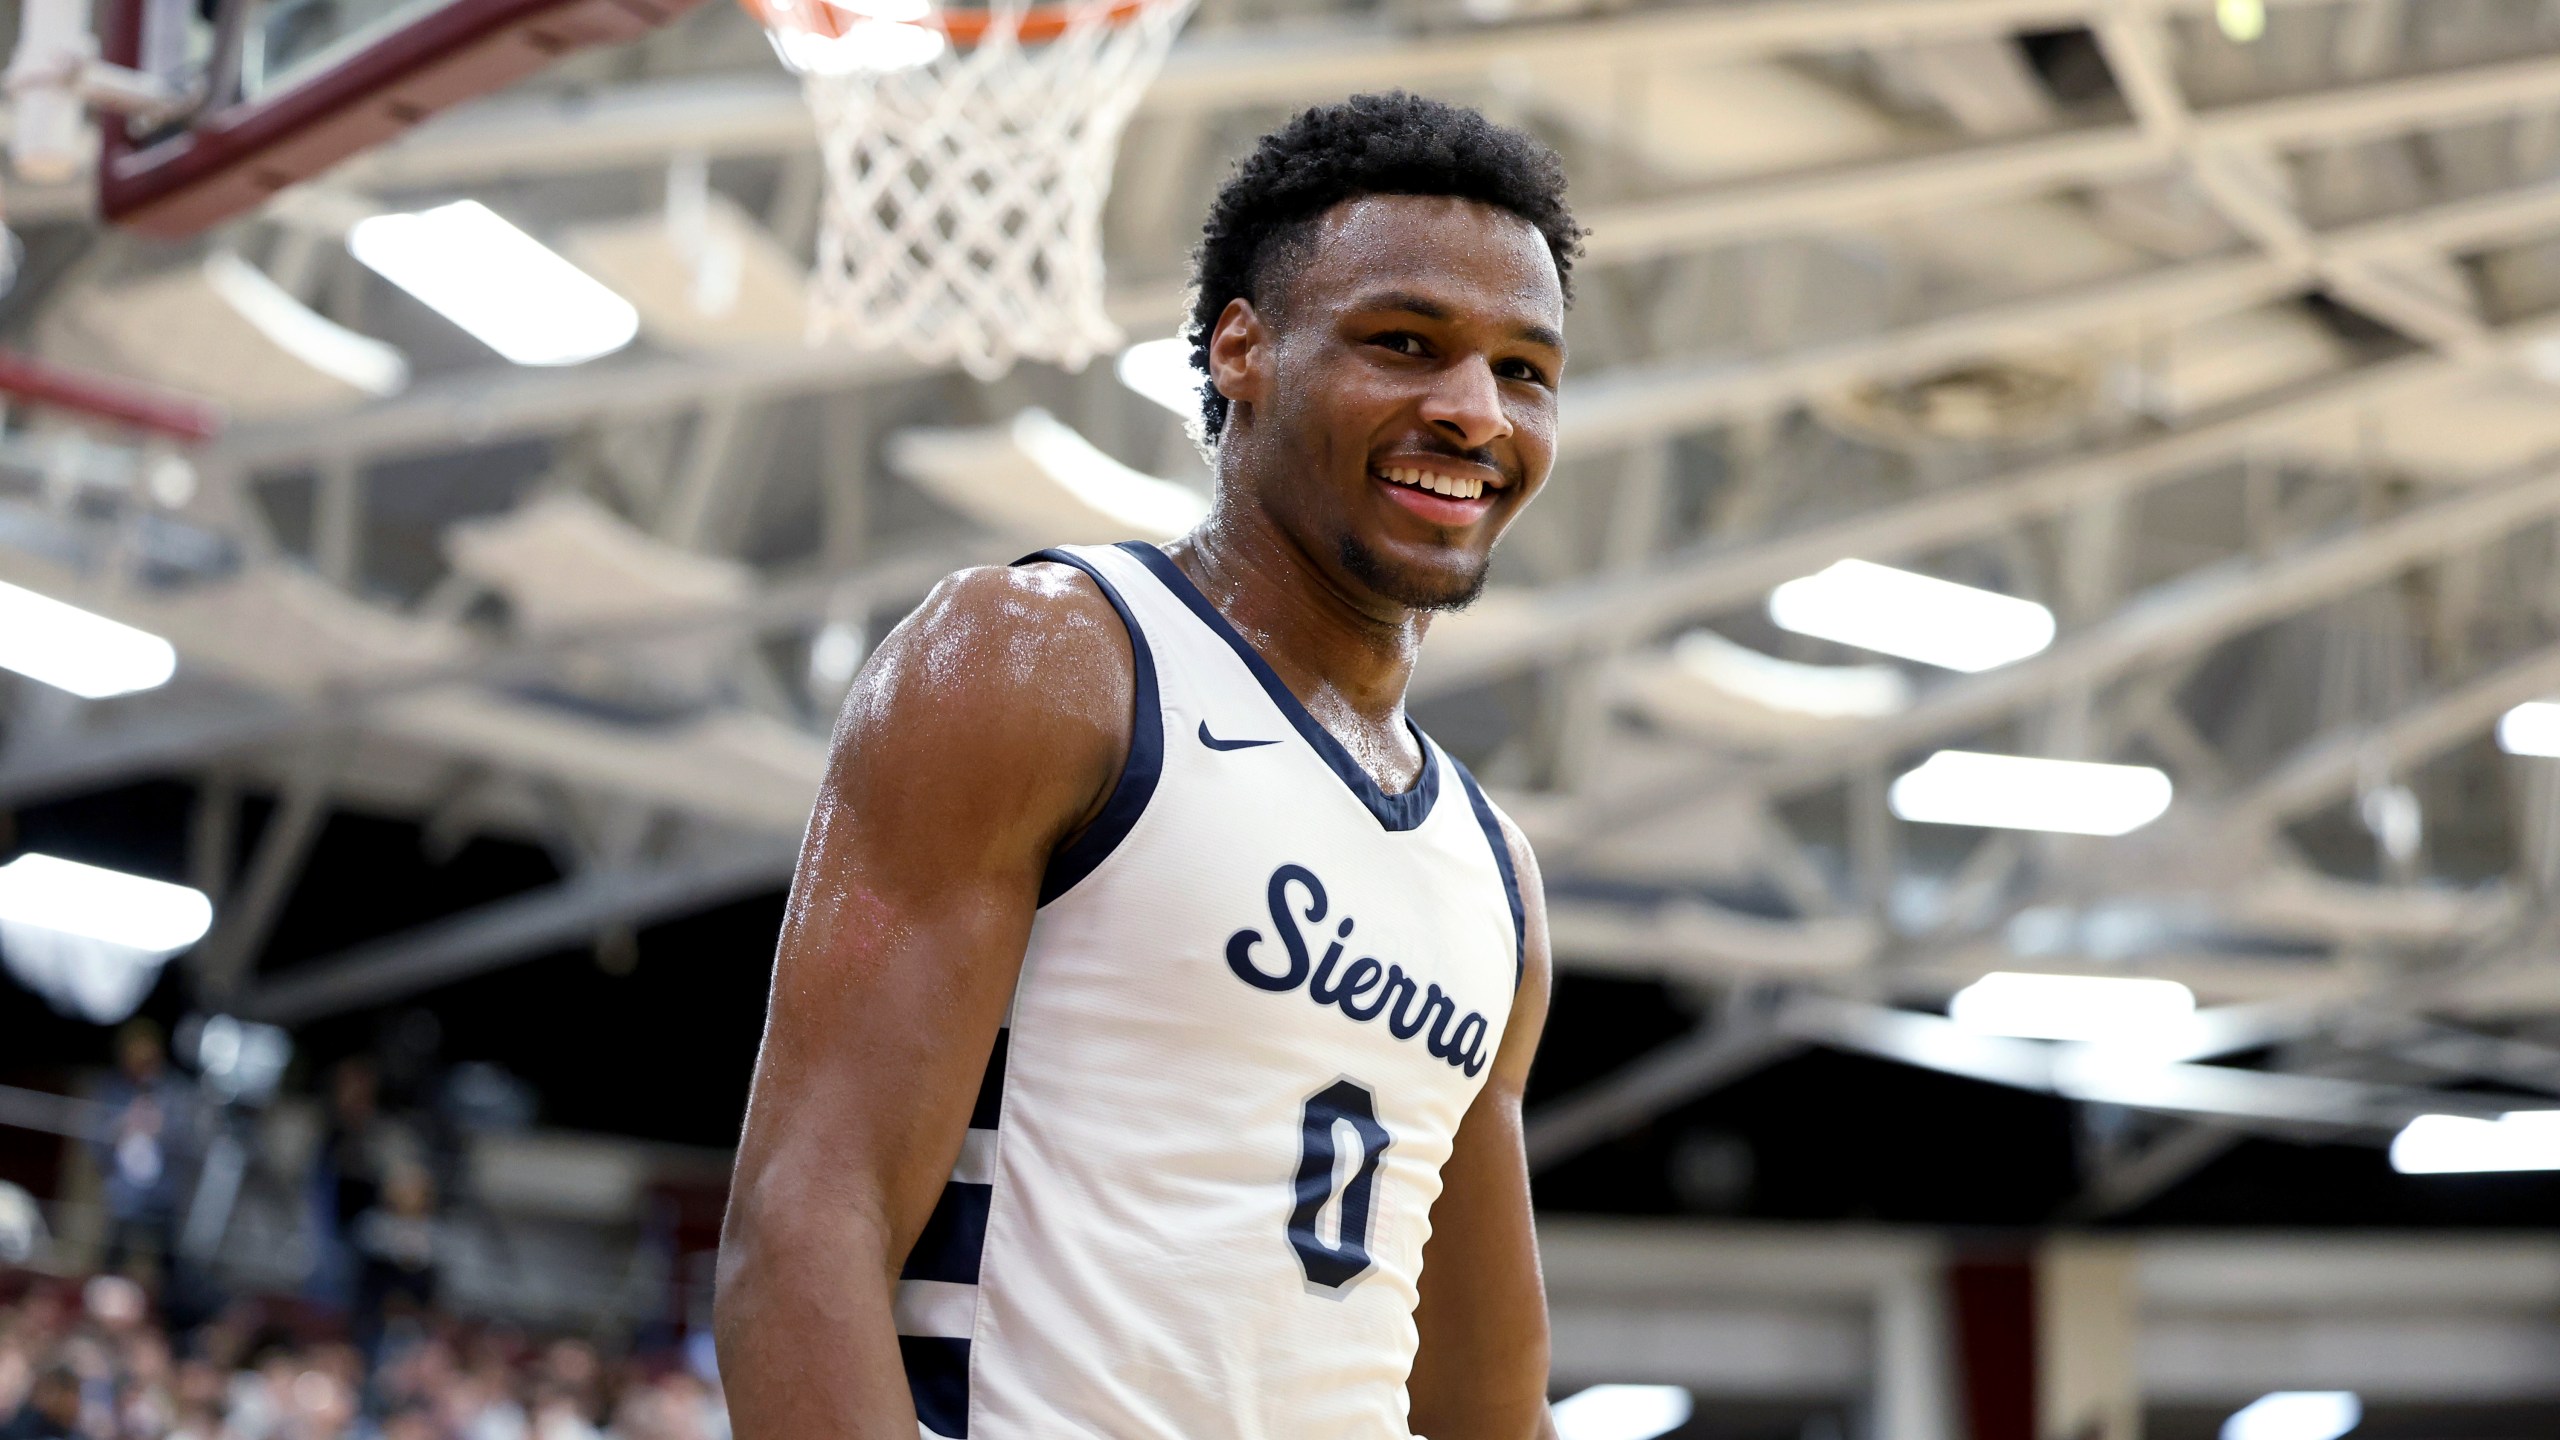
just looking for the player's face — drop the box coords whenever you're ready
[1233,194,1566,612]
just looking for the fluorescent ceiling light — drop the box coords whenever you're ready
[1889,750,2173,836]
[1768,559,2055,672]
[2497,700,2560,757]
[887,407,1209,544]
[0,854,212,953]
[201,250,408,399]
[0,853,209,1023]
[2215,0,2268,45]
[349,200,640,367]
[1117,337,1205,419]
[2391,1110,2560,1174]
[1551,1385,1693,1440]
[1670,629,1911,719]
[807,619,867,695]
[2220,1391,2359,1440]
[0,580,177,698]
[1951,971,2196,1045]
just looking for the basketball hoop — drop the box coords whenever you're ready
[738,0,1196,379]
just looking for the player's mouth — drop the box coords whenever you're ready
[1373,461,1504,526]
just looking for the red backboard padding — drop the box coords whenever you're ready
[101,0,714,237]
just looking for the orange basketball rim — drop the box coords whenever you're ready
[736,0,1151,46]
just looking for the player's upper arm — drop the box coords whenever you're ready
[730,560,1134,1265]
[1486,806,1552,1094]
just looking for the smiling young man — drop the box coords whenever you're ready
[715,93,1580,1439]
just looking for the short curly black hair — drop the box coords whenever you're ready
[1184,92,1582,441]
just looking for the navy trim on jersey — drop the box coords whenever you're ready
[1021,549,1164,905]
[902,1182,992,1283]
[1451,757,1527,986]
[968,1028,1009,1130]
[1114,541,1441,832]
[900,1336,971,1438]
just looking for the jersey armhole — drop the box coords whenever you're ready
[1019,549,1163,907]
[1449,756,1528,988]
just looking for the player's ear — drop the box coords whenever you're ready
[1208,297,1271,416]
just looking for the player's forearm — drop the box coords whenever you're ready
[715,1198,920,1440]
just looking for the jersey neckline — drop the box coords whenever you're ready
[1115,541,1442,833]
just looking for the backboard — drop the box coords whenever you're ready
[94,0,715,237]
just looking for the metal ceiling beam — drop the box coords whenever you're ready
[1782,995,2511,1135]
[188,745,339,1004]
[340,34,2560,219]
[2096,0,2493,356]
[1524,1016,1807,1171]
[1414,146,2560,699]
[2198,45,2560,151]
[219,246,2298,475]
[1589,456,2560,829]
[1557,254,2297,451]
[337,3,2107,193]
[0,687,304,806]
[1415,348,2455,698]
[1581,127,2169,264]
[240,840,800,1026]
[2228,637,2560,837]
[339,0,2374,194]
[0,539,981,810]
[2062,1121,2242,1219]
[2373,1020,2560,1097]
[1547,899,1883,976]
[232,40,2560,471]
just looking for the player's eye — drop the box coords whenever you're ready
[1496,358,1550,386]
[1370,331,1429,357]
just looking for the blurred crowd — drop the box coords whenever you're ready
[0,1275,728,1440]
[0,1016,719,1440]
[70,1014,555,1356]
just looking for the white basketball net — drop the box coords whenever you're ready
[762,0,1197,380]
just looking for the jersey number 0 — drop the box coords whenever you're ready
[1289,1079,1391,1289]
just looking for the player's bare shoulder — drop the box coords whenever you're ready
[820,559,1135,840]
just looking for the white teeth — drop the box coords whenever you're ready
[1380,466,1486,501]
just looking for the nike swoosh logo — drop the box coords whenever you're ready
[1199,721,1281,752]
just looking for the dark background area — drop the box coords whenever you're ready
[19,777,2560,1229]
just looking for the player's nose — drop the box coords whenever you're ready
[1418,356,1513,453]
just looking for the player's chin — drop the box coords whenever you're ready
[1340,529,1495,613]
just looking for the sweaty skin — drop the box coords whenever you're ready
[715,192,1568,1440]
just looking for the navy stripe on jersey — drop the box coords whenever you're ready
[902,1184,992,1282]
[969,1027,1008,1129]
[1451,759,1528,986]
[1114,541,1442,833]
[900,1337,971,1439]
[895,1028,1007,1436]
[1021,548,1164,905]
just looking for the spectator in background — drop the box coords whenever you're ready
[94,1024,193,1293]
[309,1060,424,1314]
[0,1366,79,1440]
[161,1358,228,1440]
[313,1060,383,1302]
[350,1165,441,1368]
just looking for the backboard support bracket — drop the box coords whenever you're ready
[97,0,715,238]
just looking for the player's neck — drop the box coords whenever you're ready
[1170,505,1425,733]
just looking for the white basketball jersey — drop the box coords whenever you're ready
[891,541,1527,1440]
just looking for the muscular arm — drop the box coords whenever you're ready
[1406,814,1560,1440]
[715,563,1131,1440]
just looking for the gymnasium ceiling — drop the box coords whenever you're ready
[18,0,2560,1204]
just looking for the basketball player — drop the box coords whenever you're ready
[716,93,1581,1439]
